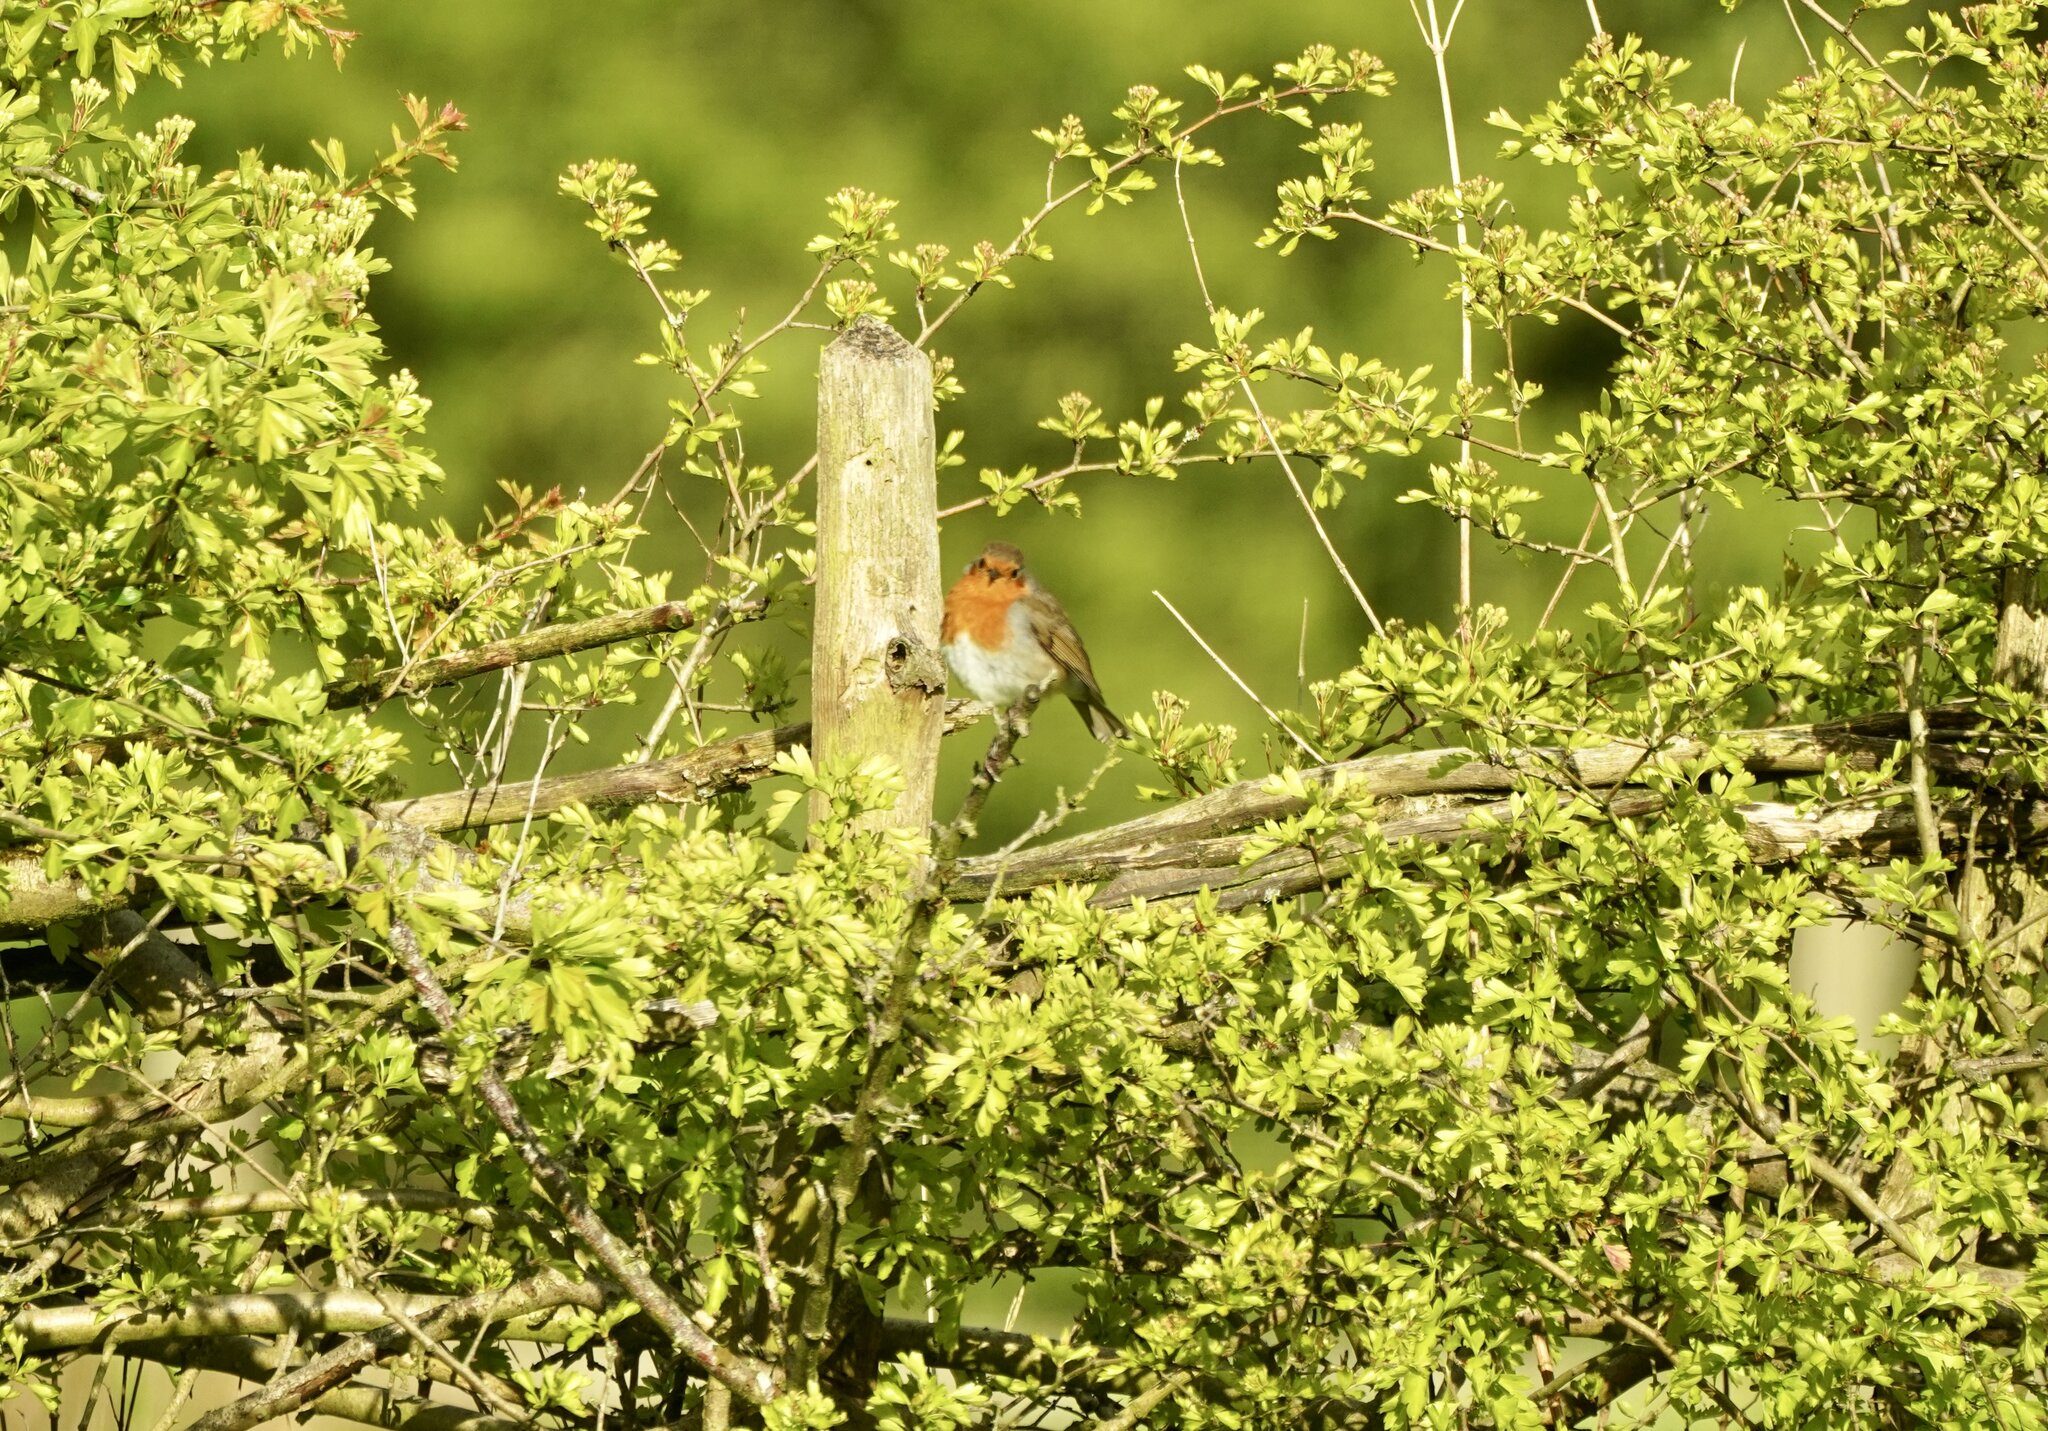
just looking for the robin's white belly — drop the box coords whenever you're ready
[944,611,1061,707]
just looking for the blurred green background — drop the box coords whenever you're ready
[142,0,1828,832]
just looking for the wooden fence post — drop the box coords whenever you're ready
[811,316,944,837]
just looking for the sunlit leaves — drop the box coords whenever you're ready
[10,4,2048,1428]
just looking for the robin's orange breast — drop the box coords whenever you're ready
[942,575,1025,650]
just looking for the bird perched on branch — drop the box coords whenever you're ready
[942,541,1127,742]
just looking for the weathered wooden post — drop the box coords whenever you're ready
[810,316,944,836]
[762,319,943,1390]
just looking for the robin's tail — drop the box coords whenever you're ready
[1074,694,1128,743]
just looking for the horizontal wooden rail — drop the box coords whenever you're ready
[0,705,2006,935]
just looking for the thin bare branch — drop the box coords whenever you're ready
[1171,155,1387,636]
[1417,0,1476,615]
[1155,591,1323,762]
[386,918,782,1406]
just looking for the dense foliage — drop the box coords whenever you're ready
[4,2,2048,1428]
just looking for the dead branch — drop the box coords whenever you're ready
[326,599,705,709]
[0,911,250,1241]
[954,712,1978,884]
[0,707,2015,946]
[131,1188,507,1228]
[952,792,2043,908]
[945,713,2009,905]
[0,849,134,929]
[182,1270,586,1431]
[113,1338,523,1431]
[6,1285,602,1353]
[374,718,802,832]
[375,699,992,834]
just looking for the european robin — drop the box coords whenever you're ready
[941,541,1127,742]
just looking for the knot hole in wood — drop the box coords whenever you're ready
[883,635,945,696]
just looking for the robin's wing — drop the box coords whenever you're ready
[1023,584,1127,741]
[1021,585,1104,697]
